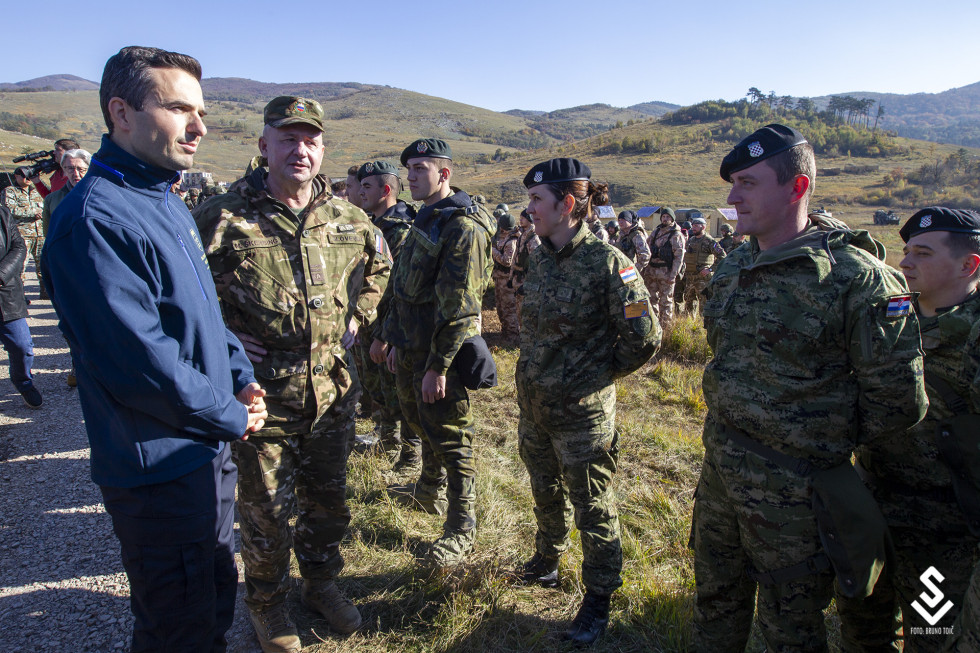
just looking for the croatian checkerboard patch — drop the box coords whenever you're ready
[886,295,912,318]
[748,141,764,157]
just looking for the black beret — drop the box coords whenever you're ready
[658,206,676,220]
[400,138,452,166]
[720,123,808,182]
[618,210,637,223]
[523,158,591,189]
[357,160,399,181]
[900,206,980,243]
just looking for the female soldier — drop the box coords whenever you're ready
[514,158,661,644]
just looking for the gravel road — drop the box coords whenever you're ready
[0,271,263,652]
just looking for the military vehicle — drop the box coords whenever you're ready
[873,209,900,225]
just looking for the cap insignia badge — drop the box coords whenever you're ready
[748,142,764,157]
[417,141,428,153]
[533,171,543,183]
[920,215,933,228]
[365,163,374,172]
[294,103,306,113]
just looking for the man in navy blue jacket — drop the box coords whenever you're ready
[42,46,267,653]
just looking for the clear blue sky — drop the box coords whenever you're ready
[4,0,977,112]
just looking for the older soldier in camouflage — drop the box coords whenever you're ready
[838,207,980,653]
[644,207,685,328]
[372,138,494,567]
[195,96,389,652]
[692,124,927,653]
[511,209,541,326]
[492,211,521,340]
[682,216,726,315]
[2,167,45,293]
[353,160,421,475]
[516,158,660,645]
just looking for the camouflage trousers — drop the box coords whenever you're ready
[837,517,979,653]
[395,348,476,533]
[494,276,519,338]
[683,271,711,315]
[517,411,623,596]
[355,335,421,457]
[233,396,356,608]
[642,266,677,328]
[947,552,980,652]
[18,223,44,288]
[691,449,835,653]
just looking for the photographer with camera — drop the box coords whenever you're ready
[19,138,80,198]
[1,168,44,300]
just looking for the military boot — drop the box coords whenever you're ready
[301,580,362,635]
[515,553,559,588]
[563,592,611,645]
[391,441,422,479]
[428,528,475,568]
[387,481,447,515]
[247,602,301,653]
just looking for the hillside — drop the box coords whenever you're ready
[0,74,98,91]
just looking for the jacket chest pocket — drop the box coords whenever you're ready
[402,229,441,300]
[753,306,829,379]
[229,242,300,315]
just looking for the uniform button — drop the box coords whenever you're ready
[313,364,324,374]
[267,368,276,377]
[302,229,310,238]
[310,297,323,308]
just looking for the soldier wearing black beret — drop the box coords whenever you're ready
[694,124,927,652]
[838,206,980,651]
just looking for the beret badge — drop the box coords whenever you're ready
[920,214,933,228]
[417,141,428,154]
[748,142,764,157]
[365,162,374,173]
[534,171,543,183]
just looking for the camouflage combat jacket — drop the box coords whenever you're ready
[492,228,519,280]
[648,223,685,277]
[684,233,726,273]
[510,225,541,290]
[378,189,494,374]
[858,292,980,529]
[516,221,660,433]
[586,217,609,243]
[194,169,390,435]
[702,220,927,470]
[618,224,651,271]
[1,184,43,234]
[369,200,414,339]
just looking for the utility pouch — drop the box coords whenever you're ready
[811,461,893,599]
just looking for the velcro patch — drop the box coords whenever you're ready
[624,300,650,319]
[232,236,281,251]
[886,295,912,318]
[619,266,638,283]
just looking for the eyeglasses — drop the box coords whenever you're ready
[63,166,89,174]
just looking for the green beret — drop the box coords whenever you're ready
[401,138,452,166]
[900,207,980,243]
[357,160,399,182]
[264,96,324,132]
[720,123,807,182]
[524,158,591,189]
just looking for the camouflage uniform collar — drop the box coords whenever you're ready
[239,167,329,209]
[932,288,980,316]
[541,220,589,259]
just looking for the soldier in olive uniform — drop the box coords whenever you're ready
[605,220,618,241]
[185,187,200,210]
[718,223,735,252]
[353,160,422,476]
[682,216,726,315]
[492,211,521,341]
[511,209,541,325]
[615,210,651,272]
[371,139,495,567]
[838,207,980,652]
[195,97,390,650]
[644,207,685,328]
[692,124,927,652]
[516,158,660,645]
[2,167,45,293]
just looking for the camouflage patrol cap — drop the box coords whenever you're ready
[264,96,324,132]
[692,217,707,226]
[719,223,733,233]
[401,138,452,166]
[523,158,591,189]
[356,160,399,181]
[188,187,200,195]
[900,206,980,243]
[720,123,808,182]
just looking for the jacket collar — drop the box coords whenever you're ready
[89,135,180,193]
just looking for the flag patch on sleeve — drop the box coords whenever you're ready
[886,295,912,318]
[619,266,638,283]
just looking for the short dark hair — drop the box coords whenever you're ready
[55,138,79,151]
[945,232,980,259]
[331,180,347,193]
[376,172,400,195]
[100,46,202,135]
[765,142,816,200]
[347,165,360,176]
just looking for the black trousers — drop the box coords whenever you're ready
[101,446,238,653]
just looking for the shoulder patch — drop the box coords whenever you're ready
[885,294,912,318]
[619,265,638,284]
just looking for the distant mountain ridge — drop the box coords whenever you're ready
[0,74,98,91]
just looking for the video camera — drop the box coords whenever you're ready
[12,150,61,178]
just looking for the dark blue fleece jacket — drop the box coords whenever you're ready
[42,136,254,488]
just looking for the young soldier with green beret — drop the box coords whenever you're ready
[515,158,660,644]
[692,124,927,652]
[371,138,495,567]
[839,207,980,652]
